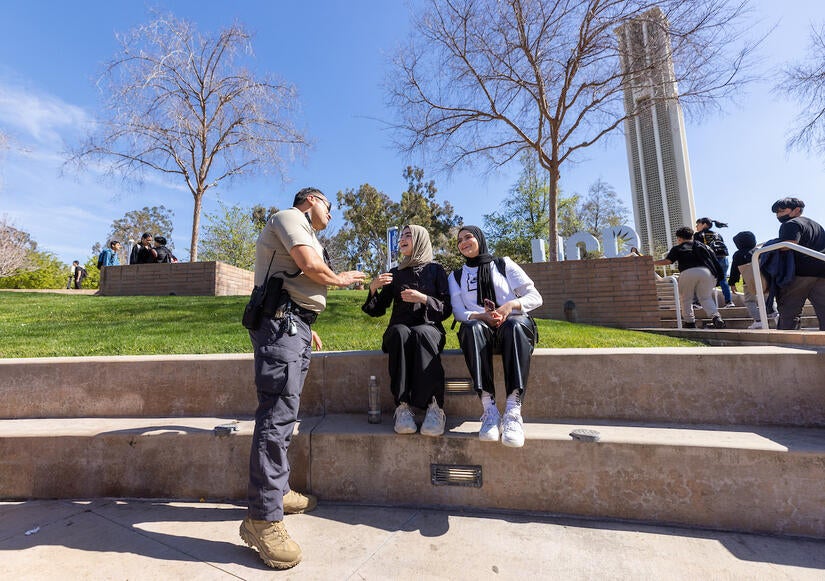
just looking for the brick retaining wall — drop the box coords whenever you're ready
[99,261,253,296]
[522,255,659,328]
[98,257,659,326]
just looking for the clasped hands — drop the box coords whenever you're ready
[473,300,516,328]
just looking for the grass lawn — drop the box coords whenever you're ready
[0,290,703,358]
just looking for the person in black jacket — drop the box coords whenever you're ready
[655,226,726,329]
[771,197,825,330]
[362,225,451,436]
[729,231,777,328]
[694,217,733,307]
[130,232,153,264]
[153,236,177,263]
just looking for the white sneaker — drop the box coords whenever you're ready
[501,410,525,448]
[478,406,501,442]
[393,403,417,434]
[420,397,446,437]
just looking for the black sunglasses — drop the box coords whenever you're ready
[313,194,332,213]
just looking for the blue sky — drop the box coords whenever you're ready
[0,0,824,265]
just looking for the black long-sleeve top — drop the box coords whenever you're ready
[362,262,452,331]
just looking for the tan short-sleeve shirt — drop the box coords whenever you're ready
[253,207,327,313]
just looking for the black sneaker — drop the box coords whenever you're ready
[683,322,696,328]
[710,316,726,329]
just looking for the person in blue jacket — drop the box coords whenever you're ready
[98,240,122,268]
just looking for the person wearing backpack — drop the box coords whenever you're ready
[655,226,726,329]
[448,225,542,448]
[97,240,122,269]
[694,217,734,307]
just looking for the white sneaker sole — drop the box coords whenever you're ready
[501,435,525,448]
[420,425,444,437]
[394,424,417,435]
[479,427,500,442]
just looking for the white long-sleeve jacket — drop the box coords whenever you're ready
[448,257,543,323]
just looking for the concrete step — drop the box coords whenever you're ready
[658,305,818,327]
[2,414,824,538]
[4,349,825,426]
[0,416,306,500]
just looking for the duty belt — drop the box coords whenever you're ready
[287,303,318,325]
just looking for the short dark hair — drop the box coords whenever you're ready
[109,240,120,248]
[293,187,325,207]
[141,232,153,240]
[771,197,805,213]
[154,236,167,246]
[675,226,694,240]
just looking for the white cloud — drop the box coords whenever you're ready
[0,82,92,146]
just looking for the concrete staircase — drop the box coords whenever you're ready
[2,348,825,538]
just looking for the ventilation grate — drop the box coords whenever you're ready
[431,464,482,488]
[444,377,474,395]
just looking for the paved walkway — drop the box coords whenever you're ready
[1,500,824,580]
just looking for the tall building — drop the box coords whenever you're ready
[616,7,695,255]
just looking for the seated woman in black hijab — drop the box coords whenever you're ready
[448,226,543,448]
[362,225,452,436]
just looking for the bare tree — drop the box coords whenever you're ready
[0,216,34,278]
[390,0,756,260]
[777,23,825,156]
[69,13,309,261]
[578,178,629,236]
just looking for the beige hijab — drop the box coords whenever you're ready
[397,225,433,270]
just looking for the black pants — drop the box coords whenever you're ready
[382,323,446,409]
[777,275,825,330]
[458,315,537,399]
[247,316,312,521]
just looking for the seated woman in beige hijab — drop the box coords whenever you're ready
[362,225,452,436]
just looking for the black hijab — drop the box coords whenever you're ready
[459,226,498,308]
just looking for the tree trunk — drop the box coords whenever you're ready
[190,193,202,262]
[547,166,560,262]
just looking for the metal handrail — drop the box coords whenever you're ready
[751,241,825,329]
[661,275,682,329]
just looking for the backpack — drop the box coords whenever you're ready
[708,237,729,257]
[691,241,723,283]
[96,250,106,269]
[452,257,507,286]
[700,232,728,257]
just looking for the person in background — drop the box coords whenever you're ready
[770,197,825,330]
[729,231,776,329]
[362,225,451,437]
[694,217,734,307]
[130,232,154,264]
[98,240,122,268]
[153,236,178,263]
[66,260,86,289]
[137,234,157,264]
[655,226,726,329]
[448,225,542,448]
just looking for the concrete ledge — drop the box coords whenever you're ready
[0,416,316,500]
[4,414,823,537]
[3,348,825,426]
[311,415,825,538]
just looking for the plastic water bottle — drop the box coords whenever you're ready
[368,375,381,424]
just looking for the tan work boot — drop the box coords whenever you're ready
[239,516,302,569]
[283,489,317,514]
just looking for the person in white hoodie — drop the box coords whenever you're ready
[448,225,542,448]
